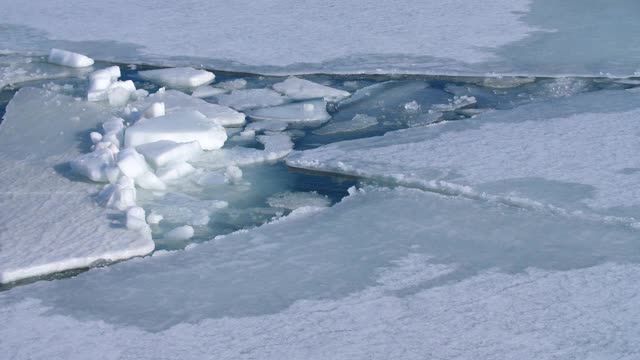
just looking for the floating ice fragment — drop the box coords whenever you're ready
[267,191,331,210]
[313,113,378,135]
[141,102,165,119]
[224,165,243,184]
[431,95,477,111]
[137,89,245,127]
[245,119,289,133]
[216,78,247,90]
[138,67,215,88]
[165,225,195,241]
[273,77,350,101]
[146,212,163,224]
[216,88,286,110]
[47,48,94,68]
[247,100,331,124]
[125,110,227,150]
[191,85,227,98]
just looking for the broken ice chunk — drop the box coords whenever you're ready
[141,102,165,119]
[124,110,227,150]
[313,114,378,135]
[267,191,331,210]
[216,78,247,90]
[272,77,350,101]
[431,95,477,112]
[69,148,114,182]
[191,85,227,98]
[165,225,194,241]
[138,89,245,127]
[146,212,163,224]
[245,119,289,133]
[138,67,215,88]
[136,140,202,168]
[97,176,137,211]
[247,100,331,124]
[156,162,196,182]
[126,206,148,231]
[216,89,286,110]
[47,48,94,68]
[117,148,152,179]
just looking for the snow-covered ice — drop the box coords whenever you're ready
[191,85,227,98]
[47,48,94,68]
[0,87,153,284]
[125,110,227,150]
[314,114,378,135]
[192,133,294,169]
[138,67,214,88]
[2,187,640,358]
[288,89,640,219]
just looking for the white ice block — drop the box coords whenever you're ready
[165,225,194,241]
[216,89,286,110]
[137,89,245,127]
[138,67,215,88]
[136,140,202,168]
[125,110,227,150]
[47,48,94,68]
[156,162,196,182]
[272,77,351,101]
[247,100,331,124]
[69,148,114,182]
[191,85,227,98]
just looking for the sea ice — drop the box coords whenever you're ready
[47,48,94,68]
[135,140,202,168]
[136,89,245,127]
[313,114,378,135]
[191,85,227,98]
[288,89,640,218]
[266,191,331,210]
[272,77,351,102]
[0,87,153,284]
[125,110,227,150]
[216,89,286,110]
[247,100,331,124]
[192,133,293,169]
[164,225,194,241]
[2,187,639,358]
[138,67,215,88]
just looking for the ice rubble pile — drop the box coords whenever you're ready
[59,62,354,275]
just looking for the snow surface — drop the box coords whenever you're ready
[2,1,640,76]
[288,89,640,220]
[0,87,153,284]
[2,187,640,358]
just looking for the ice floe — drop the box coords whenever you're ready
[247,100,331,125]
[125,110,227,150]
[288,89,640,219]
[2,187,640,358]
[216,88,287,110]
[138,67,214,88]
[272,77,350,102]
[0,87,153,284]
[136,89,245,127]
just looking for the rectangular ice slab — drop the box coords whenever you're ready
[247,100,331,124]
[136,140,202,168]
[0,87,153,284]
[138,67,215,88]
[136,89,245,127]
[272,77,350,102]
[125,110,227,150]
[47,48,94,68]
[1,187,639,359]
[288,89,640,219]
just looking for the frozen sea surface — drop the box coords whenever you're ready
[1,1,640,76]
[2,187,640,358]
[2,52,640,359]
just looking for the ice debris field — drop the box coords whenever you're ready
[2,35,640,359]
